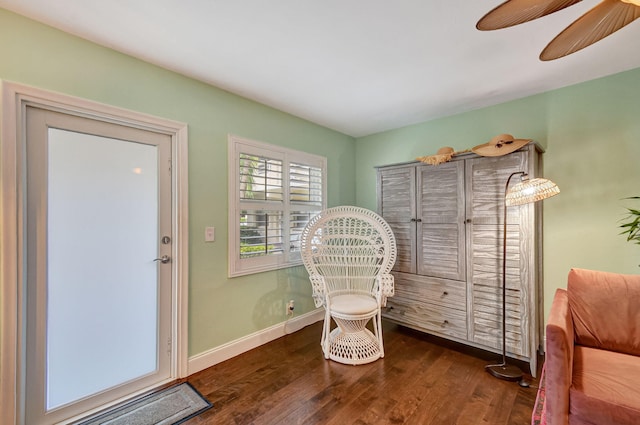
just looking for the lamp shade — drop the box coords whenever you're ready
[505,177,560,206]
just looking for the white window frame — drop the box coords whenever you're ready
[228,134,327,277]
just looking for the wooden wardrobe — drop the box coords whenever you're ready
[377,143,544,376]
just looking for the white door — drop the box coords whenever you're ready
[24,106,173,425]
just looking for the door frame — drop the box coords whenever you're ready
[0,81,189,425]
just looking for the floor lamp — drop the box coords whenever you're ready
[485,171,559,382]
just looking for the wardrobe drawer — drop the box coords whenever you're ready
[392,272,466,311]
[384,297,467,340]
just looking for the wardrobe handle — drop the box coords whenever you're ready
[443,291,448,296]
[465,218,472,224]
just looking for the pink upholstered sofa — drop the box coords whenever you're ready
[545,268,640,425]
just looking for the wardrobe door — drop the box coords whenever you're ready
[416,161,466,281]
[466,151,532,357]
[378,166,416,274]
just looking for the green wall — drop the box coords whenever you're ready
[355,68,640,324]
[0,9,356,356]
[3,7,638,358]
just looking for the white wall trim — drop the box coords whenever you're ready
[0,80,189,424]
[0,79,21,425]
[188,309,324,375]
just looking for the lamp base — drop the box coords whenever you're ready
[485,363,523,381]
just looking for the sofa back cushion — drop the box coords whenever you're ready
[568,268,640,356]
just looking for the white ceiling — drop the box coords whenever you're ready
[2,0,639,137]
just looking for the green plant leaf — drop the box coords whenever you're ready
[620,197,640,246]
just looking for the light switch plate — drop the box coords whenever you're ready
[205,226,215,242]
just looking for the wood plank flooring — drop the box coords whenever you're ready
[186,320,541,425]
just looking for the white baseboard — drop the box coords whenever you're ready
[187,308,324,375]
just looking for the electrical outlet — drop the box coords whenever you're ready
[286,299,295,316]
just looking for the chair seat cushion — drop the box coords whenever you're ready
[330,294,378,315]
[569,346,640,425]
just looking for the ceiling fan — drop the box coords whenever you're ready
[477,0,640,60]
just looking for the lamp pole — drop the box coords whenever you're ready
[486,171,526,382]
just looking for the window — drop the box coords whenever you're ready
[228,135,327,277]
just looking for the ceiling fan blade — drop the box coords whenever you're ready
[540,0,640,60]
[477,0,582,30]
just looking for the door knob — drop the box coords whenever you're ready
[154,255,171,264]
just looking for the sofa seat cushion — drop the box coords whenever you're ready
[570,346,640,425]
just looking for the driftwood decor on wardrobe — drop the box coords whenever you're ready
[376,143,544,376]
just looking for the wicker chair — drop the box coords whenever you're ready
[301,206,397,365]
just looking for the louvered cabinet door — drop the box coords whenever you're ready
[377,166,416,274]
[466,151,533,358]
[417,161,466,281]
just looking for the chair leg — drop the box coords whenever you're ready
[321,311,326,348]
[322,309,331,359]
[375,312,384,358]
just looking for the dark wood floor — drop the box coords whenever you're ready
[186,320,542,425]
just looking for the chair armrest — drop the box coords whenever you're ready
[308,274,327,308]
[376,274,394,306]
[545,288,574,425]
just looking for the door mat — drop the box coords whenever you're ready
[78,382,212,425]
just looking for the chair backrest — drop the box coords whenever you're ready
[301,206,396,297]
[568,268,640,356]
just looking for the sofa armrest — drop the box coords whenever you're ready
[545,288,574,425]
